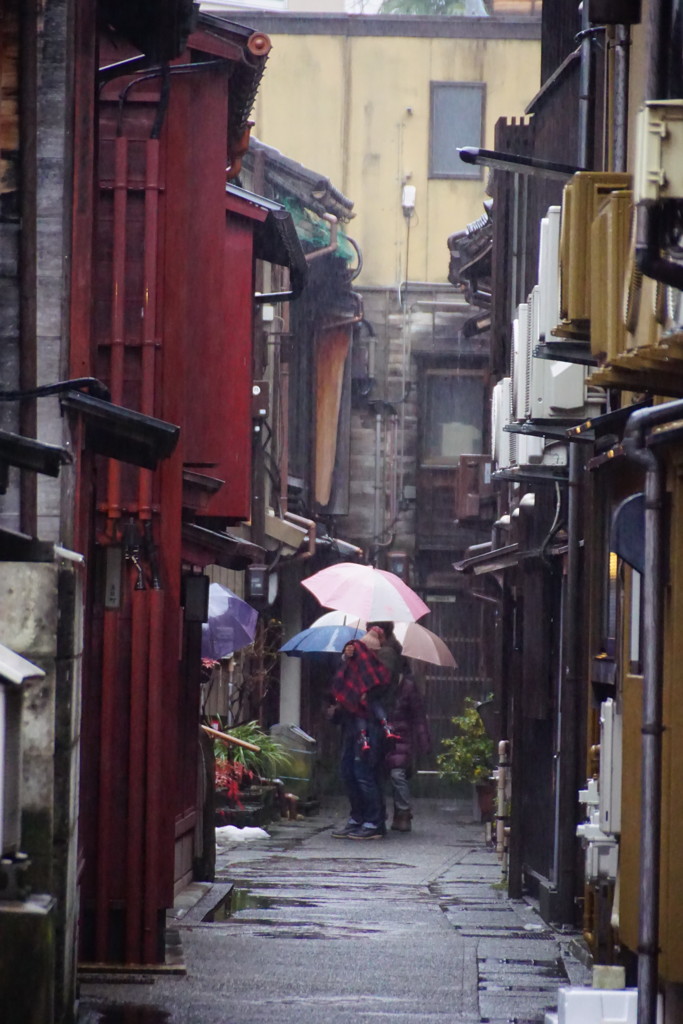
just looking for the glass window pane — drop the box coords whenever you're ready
[423,375,484,464]
[430,83,484,179]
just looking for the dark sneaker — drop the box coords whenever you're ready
[347,825,384,840]
[330,822,360,838]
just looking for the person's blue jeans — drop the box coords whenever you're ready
[340,721,385,829]
[390,766,411,812]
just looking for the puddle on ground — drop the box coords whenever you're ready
[204,886,313,921]
[82,1007,170,1023]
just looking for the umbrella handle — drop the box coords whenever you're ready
[201,723,261,753]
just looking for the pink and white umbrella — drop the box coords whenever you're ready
[302,562,430,623]
[393,621,456,668]
[310,610,366,630]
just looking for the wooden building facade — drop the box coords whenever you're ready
[457,0,683,1019]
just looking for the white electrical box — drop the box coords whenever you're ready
[577,777,619,883]
[513,302,531,421]
[599,698,623,835]
[492,377,513,470]
[538,206,561,342]
[554,987,663,1024]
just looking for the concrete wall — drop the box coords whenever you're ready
[0,0,74,542]
[0,561,82,1024]
[345,283,471,552]
[37,0,75,544]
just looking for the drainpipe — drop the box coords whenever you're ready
[373,405,383,564]
[496,740,510,874]
[304,214,338,262]
[577,0,595,169]
[556,442,583,922]
[622,398,683,1024]
[612,24,630,173]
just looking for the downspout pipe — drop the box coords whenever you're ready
[372,405,383,564]
[577,0,595,169]
[304,214,338,263]
[556,441,583,922]
[622,398,683,1024]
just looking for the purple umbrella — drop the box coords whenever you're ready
[201,583,258,660]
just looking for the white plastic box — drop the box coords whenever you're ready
[553,987,663,1024]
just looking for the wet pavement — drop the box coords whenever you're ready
[77,799,590,1024]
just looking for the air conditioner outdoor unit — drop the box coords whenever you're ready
[623,247,683,352]
[522,284,586,419]
[557,171,631,334]
[590,189,633,361]
[634,99,683,202]
[512,302,530,421]
[516,430,544,466]
[528,356,586,420]
[491,377,514,470]
[537,206,561,343]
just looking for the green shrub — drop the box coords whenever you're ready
[437,697,495,784]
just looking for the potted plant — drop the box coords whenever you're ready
[437,697,496,819]
[210,719,294,826]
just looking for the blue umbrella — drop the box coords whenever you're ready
[279,624,362,656]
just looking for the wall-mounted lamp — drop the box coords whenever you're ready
[388,549,410,582]
[246,563,268,604]
[401,184,416,219]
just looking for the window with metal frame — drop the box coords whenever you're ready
[429,82,485,180]
[421,369,486,466]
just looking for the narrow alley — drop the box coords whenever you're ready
[77,800,589,1024]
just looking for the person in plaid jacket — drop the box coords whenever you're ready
[328,629,394,840]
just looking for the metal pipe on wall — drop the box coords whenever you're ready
[372,406,383,563]
[555,442,583,922]
[126,588,149,961]
[612,25,630,173]
[623,399,683,1024]
[496,740,510,874]
[144,588,166,964]
[637,457,665,1024]
[107,136,129,530]
[138,139,161,523]
[646,0,669,101]
[577,0,595,169]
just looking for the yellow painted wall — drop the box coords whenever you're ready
[251,29,540,286]
[659,456,683,982]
